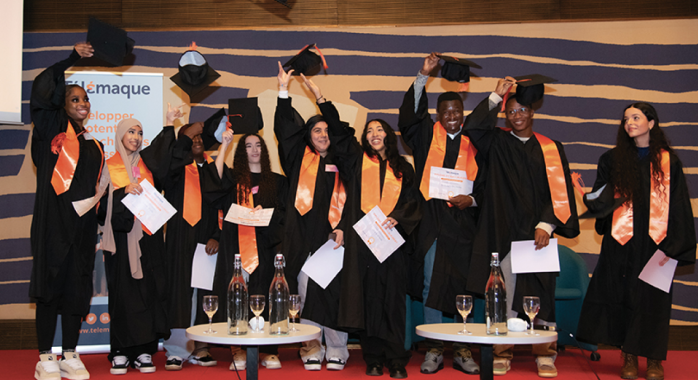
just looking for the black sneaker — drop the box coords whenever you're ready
[133,353,156,373]
[110,355,129,375]
[165,356,183,371]
[189,353,218,367]
[303,358,322,371]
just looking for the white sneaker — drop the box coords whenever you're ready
[260,354,282,369]
[35,354,61,380]
[60,352,90,379]
[326,357,346,371]
[133,354,156,373]
[110,355,129,375]
[229,348,246,371]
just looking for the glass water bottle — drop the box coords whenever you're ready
[485,252,508,335]
[227,254,248,335]
[268,253,290,335]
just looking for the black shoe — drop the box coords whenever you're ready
[366,363,383,376]
[389,364,408,379]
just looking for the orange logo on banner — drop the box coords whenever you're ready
[86,313,97,325]
[100,313,111,324]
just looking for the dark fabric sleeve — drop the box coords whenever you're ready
[110,188,135,233]
[590,151,615,236]
[658,155,697,266]
[140,126,177,190]
[30,49,81,142]
[463,95,499,157]
[322,101,362,182]
[397,83,431,152]
[388,166,422,236]
[273,97,307,175]
[200,162,235,209]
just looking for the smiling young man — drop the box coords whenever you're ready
[464,76,580,378]
[397,52,484,375]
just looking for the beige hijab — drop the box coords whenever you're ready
[101,118,145,279]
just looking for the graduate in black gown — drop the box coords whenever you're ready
[30,42,105,380]
[100,118,170,375]
[204,127,288,370]
[141,112,221,371]
[329,113,422,378]
[397,53,484,375]
[274,63,350,371]
[577,103,695,380]
[464,76,579,378]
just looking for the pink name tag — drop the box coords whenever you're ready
[132,166,141,179]
[251,186,259,194]
[325,164,338,173]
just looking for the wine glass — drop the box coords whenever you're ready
[523,296,541,335]
[202,295,218,334]
[250,295,266,333]
[455,295,473,335]
[289,295,301,332]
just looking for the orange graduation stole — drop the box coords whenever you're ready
[612,150,670,246]
[361,153,401,215]
[419,122,478,201]
[237,184,259,274]
[534,132,572,224]
[294,146,346,228]
[107,152,155,235]
[183,154,213,227]
[51,122,104,195]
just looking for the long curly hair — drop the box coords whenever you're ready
[231,134,278,207]
[361,119,414,187]
[612,102,673,201]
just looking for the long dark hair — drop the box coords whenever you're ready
[361,119,414,186]
[612,102,673,201]
[303,114,327,155]
[231,133,277,207]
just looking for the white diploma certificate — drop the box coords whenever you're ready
[638,249,678,293]
[224,203,274,227]
[428,167,473,201]
[352,206,405,263]
[121,179,176,233]
[511,238,561,274]
[300,239,344,289]
[191,243,217,291]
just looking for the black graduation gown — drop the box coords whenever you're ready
[274,97,347,329]
[29,49,104,317]
[576,149,695,360]
[100,128,174,350]
[397,84,485,315]
[144,131,221,329]
[464,97,580,322]
[202,165,288,322]
[328,103,422,345]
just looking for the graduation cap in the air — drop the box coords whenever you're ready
[200,108,227,150]
[170,43,221,98]
[283,44,328,76]
[86,18,135,67]
[437,54,481,83]
[512,74,557,106]
[228,97,264,135]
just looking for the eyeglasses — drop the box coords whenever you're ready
[506,107,530,116]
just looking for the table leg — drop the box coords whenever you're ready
[247,345,259,380]
[480,344,493,380]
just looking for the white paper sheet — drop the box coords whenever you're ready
[190,243,218,291]
[352,206,405,263]
[510,239,560,274]
[638,249,678,293]
[428,167,473,201]
[300,239,344,289]
[121,179,177,233]
[72,163,111,216]
[224,203,274,227]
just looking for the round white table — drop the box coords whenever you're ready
[186,322,320,380]
[416,323,557,380]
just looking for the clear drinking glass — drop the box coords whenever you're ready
[523,296,541,335]
[250,295,266,333]
[456,295,473,335]
[289,295,301,332]
[202,295,219,334]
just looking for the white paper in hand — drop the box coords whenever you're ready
[511,239,560,274]
[191,243,217,291]
[428,167,473,201]
[121,179,176,233]
[352,206,405,263]
[638,249,678,293]
[225,203,274,227]
[300,239,344,289]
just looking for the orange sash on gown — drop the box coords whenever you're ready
[361,153,401,215]
[237,184,259,274]
[183,154,214,227]
[294,146,346,228]
[51,122,104,195]
[106,152,155,235]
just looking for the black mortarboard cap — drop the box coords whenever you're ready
[283,44,328,76]
[86,18,135,67]
[512,74,557,106]
[201,108,227,150]
[228,97,264,135]
[170,46,221,98]
[437,54,482,83]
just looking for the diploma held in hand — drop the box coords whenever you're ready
[428,167,473,201]
[224,203,274,227]
[121,179,176,233]
[352,206,405,263]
